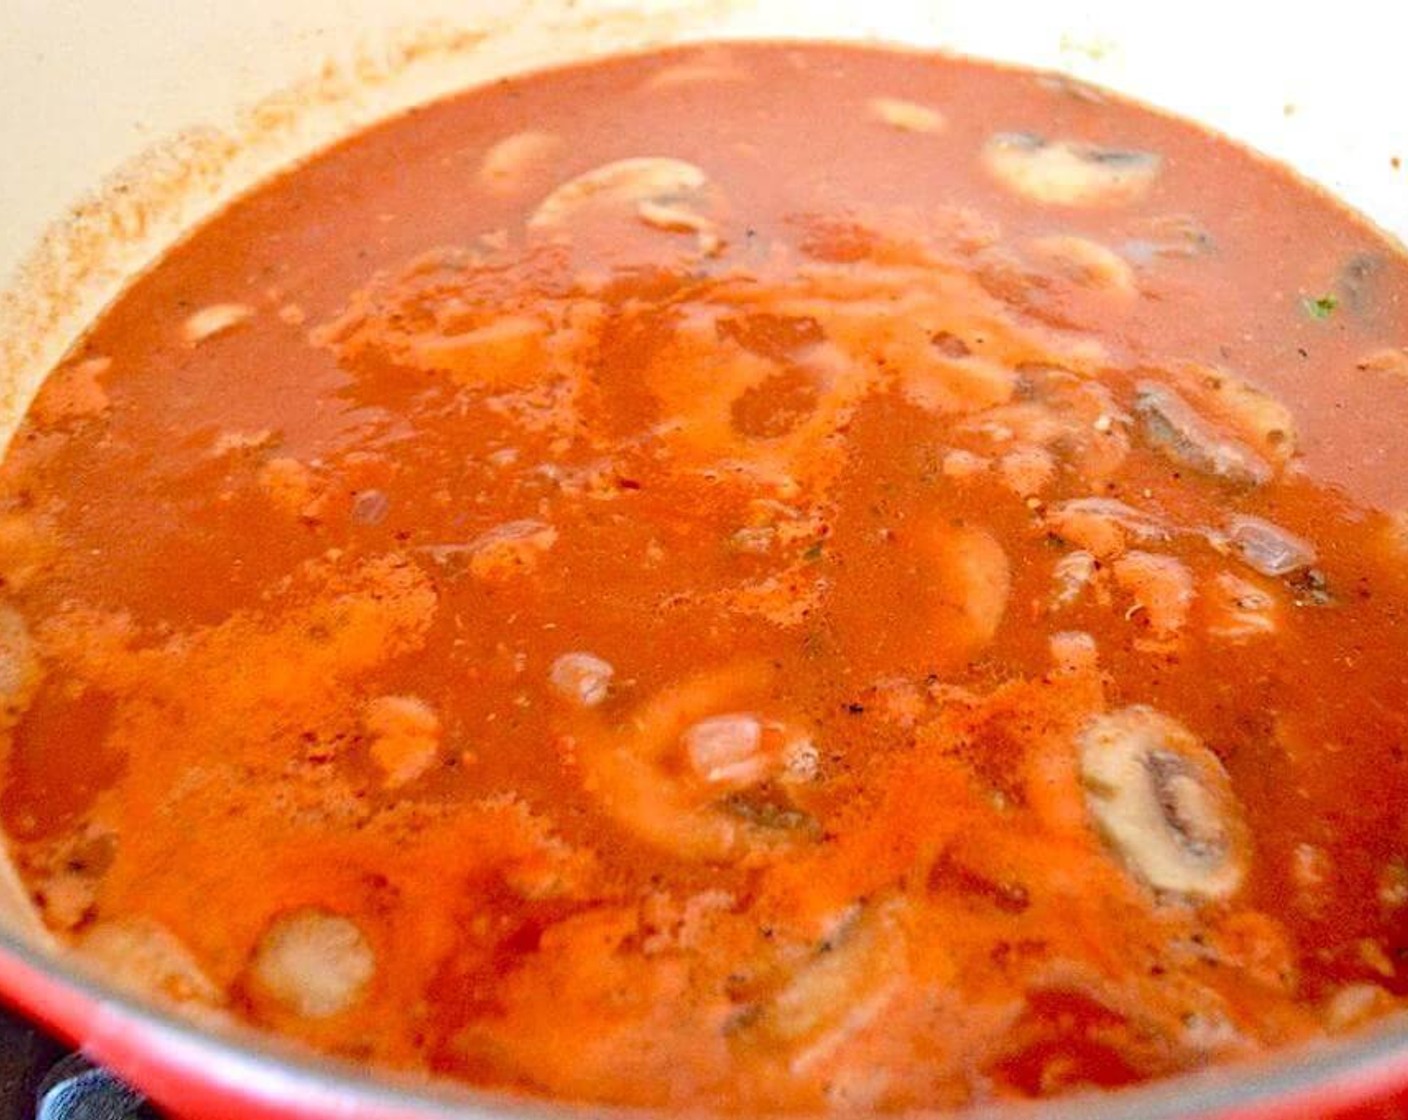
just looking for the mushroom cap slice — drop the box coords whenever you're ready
[1079,706,1249,900]
[983,133,1160,208]
[528,157,712,230]
[1133,381,1272,488]
[1223,515,1316,577]
[549,651,616,708]
[250,908,376,1019]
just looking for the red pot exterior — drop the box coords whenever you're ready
[8,938,1408,1120]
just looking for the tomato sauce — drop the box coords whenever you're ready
[1,43,1407,1112]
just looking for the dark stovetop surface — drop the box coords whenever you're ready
[0,1004,150,1120]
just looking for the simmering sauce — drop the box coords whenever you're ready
[2,43,1408,1112]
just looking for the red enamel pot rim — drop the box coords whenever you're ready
[4,920,1408,1119]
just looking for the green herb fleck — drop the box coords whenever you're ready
[1303,293,1339,320]
[802,542,825,562]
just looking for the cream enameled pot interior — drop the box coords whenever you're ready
[0,0,1404,1106]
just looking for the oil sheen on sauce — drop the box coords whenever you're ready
[1,43,1408,1113]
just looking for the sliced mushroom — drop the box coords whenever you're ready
[576,665,819,860]
[1046,497,1172,559]
[250,908,376,1019]
[780,738,822,784]
[636,199,723,255]
[182,303,253,345]
[682,712,818,793]
[528,157,718,251]
[1037,74,1108,104]
[478,130,563,195]
[1051,549,1099,610]
[1026,235,1137,298]
[350,489,390,526]
[741,901,907,1067]
[1079,706,1249,899]
[1165,365,1298,466]
[868,97,946,134]
[548,651,615,707]
[720,793,820,839]
[532,157,706,225]
[364,695,441,788]
[643,54,750,90]
[1220,515,1315,577]
[1287,566,1335,608]
[982,133,1160,207]
[79,919,222,1007]
[1123,214,1216,262]
[0,604,42,729]
[1205,572,1279,642]
[1338,253,1388,317]
[1112,551,1194,638]
[683,713,768,788]
[1133,381,1272,487]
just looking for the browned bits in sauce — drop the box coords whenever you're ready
[1,43,1408,1114]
